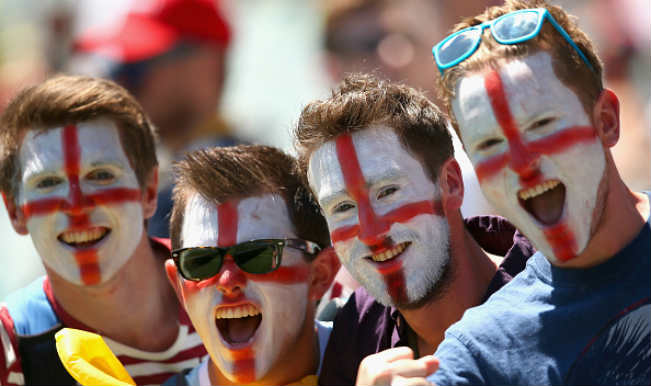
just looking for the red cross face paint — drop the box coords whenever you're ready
[308,126,450,307]
[178,193,311,383]
[452,52,606,263]
[16,121,144,285]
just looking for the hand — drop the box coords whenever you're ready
[355,346,439,386]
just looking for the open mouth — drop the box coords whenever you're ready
[58,227,110,249]
[518,180,566,226]
[215,303,262,346]
[366,242,411,263]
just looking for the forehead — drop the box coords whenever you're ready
[452,52,586,143]
[308,125,426,195]
[19,120,128,166]
[181,193,296,247]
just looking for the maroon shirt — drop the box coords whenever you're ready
[318,216,535,386]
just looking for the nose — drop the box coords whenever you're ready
[63,176,90,215]
[216,255,247,297]
[508,140,540,180]
[357,200,390,246]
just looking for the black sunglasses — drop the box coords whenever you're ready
[171,238,321,282]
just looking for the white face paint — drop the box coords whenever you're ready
[308,126,450,307]
[178,194,310,383]
[17,120,144,285]
[452,52,606,263]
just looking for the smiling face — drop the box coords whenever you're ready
[175,193,311,383]
[16,121,144,285]
[308,125,450,308]
[452,52,606,263]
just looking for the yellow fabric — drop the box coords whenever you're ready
[286,374,318,386]
[54,328,135,386]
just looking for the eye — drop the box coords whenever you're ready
[476,137,504,152]
[528,117,556,131]
[86,169,116,184]
[333,202,355,214]
[377,186,399,200]
[35,176,64,189]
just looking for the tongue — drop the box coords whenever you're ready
[525,184,566,225]
[225,315,261,343]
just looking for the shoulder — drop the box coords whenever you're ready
[3,277,60,336]
[446,259,550,347]
[0,305,22,385]
[162,367,196,386]
[331,287,394,334]
[464,216,535,276]
[319,288,394,386]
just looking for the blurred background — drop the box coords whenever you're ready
[1,0,649,299]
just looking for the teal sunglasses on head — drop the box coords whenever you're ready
[432,8,594,74]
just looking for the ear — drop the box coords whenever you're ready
[308,246,341,301]
[142,167,159,219]
[164,259,185,304]
[438,158,464,214]
[2,192,28,235]
[592,89,620,148]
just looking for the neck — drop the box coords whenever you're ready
[209,309,319,386]
[558,161,649,268]
[47,234,180,351]
[400,216,498,355]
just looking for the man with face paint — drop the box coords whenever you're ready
[163,145,340,385]
[0,76,207,386]
[293,73,535,385]
[423,0,651,385]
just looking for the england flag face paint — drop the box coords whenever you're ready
[178,194,310,383]
[17,121,144,285]
[452,52,606,263]
[308,126,450,308]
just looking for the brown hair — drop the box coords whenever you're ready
[169,145,330,256]
[295,73,452,185]
[436,0,603,132]
[0,75,158,200]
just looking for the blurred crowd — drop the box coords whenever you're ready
[0,0,649,298]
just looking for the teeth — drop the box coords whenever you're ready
[215,304,261,319]
[371,243,407,262]
[518,180,560,201]
[60,228,107,244]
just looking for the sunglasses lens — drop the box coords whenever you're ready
[492,11,539,42]
[232,242,281,274]
[437,28,482,67]
[179,248,223,281]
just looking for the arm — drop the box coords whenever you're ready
[427,334,486,386]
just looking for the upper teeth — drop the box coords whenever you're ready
[518,180,560,201]
[371,243,408,262]
[60,228,107,244]
[215,304,261,319]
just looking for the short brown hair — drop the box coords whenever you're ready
[169,145,330,255]
[0,75,158,200]
[295,73,452,185]
[436,0,603,132]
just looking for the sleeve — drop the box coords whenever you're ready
[428,333,486,386]
[317,295,361,386]
[0,305,24,386]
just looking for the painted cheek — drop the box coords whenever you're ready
[335,134,390,245]
[332,134,444,245]
[21,125,142,285]
[475,70,598,188]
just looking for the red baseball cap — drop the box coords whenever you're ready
[74,0,231,63]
